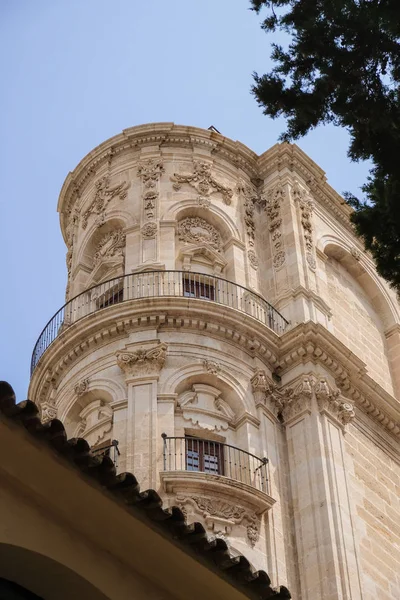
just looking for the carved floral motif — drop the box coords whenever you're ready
[293,181,316,271]
[93,229,126,265]
[141,221,158,239]
[82,176,130,229]
[203,359,221,375]
[74,379,90,397]
[40,400,57,423]
[247,250,259,269]
[350,247,361,261]
[265,183,286,270]
[137,159,164,220]
[171,161,233,205]
[116,343,167,378]
[237,180,258,246]
[177,217,222,252]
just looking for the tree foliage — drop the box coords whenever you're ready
[251,0,400,292]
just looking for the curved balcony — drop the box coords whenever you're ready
[31,270,289,374]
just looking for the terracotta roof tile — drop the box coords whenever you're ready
[0,381,291,600]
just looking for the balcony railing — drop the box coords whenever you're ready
[31,270,289,374]
[161,435,269,494]
[91,439,120,468]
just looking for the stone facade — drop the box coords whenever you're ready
[29,123,400,599]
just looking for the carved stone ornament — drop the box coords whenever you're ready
[82,176,130,229]
[177,217,222,252]
[293,181,316,271]
[93,229,126,265]
[178,384,234,431]
[203,359,221,375]
[40,400,58,423]
[314,378,356,424]
[247,249,259,269]
[116,342,167,378]
[176,495,260,546]
[350,246,361,261]
[197,195,211,208]
[74,379,90,397]
[237,180,258,246]
[171,161,233,205]
[265,183,286,270]
[141,221,158,239]
[251,368,270,393]
[137,159,164,189]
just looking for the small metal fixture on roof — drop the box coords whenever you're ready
[208,125,221,134]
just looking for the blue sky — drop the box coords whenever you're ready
[0,0,370,401]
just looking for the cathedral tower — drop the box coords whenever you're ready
[29,123,400,599]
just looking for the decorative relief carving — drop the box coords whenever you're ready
[74,379,90,397]
[293,181,316,271]
[116,342,167,378]
[203,359,221,374]
[197,195,211,208]
[176,495,260,547]
[237,180,258,247]
[141,221,158,239]
[93,229,126,265]
[137,159,164,189]
[171,161,233,205]
[314,378,355,424]
[177,217,222,252]
[82,176,130,229]
[178,384,234,431]
[40,399,57,423]
[350,246,361,261]
[265,183,286,270]
[247,249,259,269]
[137,159,164,220]
[251,368,270,393]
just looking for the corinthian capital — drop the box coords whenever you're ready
[116,342,167,379]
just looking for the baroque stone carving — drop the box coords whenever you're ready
[247,249,259,269]
[177,495,260,546]
[237,180,258,246]
[314,378,355,424]
[137,159,164,220]
[251,369,270,393]
[116,342,167,378]
[293,181,316,271]
[203,359,221,374]
[265,183,286,270]
[171,161,233,205]
[40,399,57,423]
[93,229,126,265]
[179,384,234,431]
[350,246,361,261]
[82,176,130,229]
[141,221,158,239]
[177,217,222,252]
[74,379,90,397]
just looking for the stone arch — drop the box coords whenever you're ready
[75,217,127,291]
[62,387,114,444]
[161,362,254,416]
[162,198,241,241]
[318,234,399,329]
[59,376,126,422]
[0,544,108,600]
[318,234,399,395]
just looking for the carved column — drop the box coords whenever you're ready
[277,374,362,600]
[116,342,167,489]
[137,158,164,266]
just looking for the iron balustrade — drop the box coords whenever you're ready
[31,270,289,373]
[91,439,120,468]
[161,434,269,494]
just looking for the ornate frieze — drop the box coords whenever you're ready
[265,183,286,270]
[82,176,130,230]
[171,161,233,205]
[116,342,168,378]
[74,378,90,397]
[93,229,126,265]
[293,181,316,271]
[141,221,158,239]
[177,217,222,252]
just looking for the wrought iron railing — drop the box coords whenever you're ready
[31,270,289,373]
[91,439,120,468]
[161,434,269,494]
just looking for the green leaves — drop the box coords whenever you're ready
[251,0,400,291]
